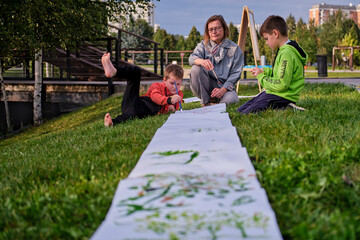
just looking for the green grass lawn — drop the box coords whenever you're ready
[305,71,360,78]
[1,83,360,239]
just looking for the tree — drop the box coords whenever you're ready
[186,26,202,50]
[24,0,110,125]
[294,18,316,64]
[175,35,186,51]
[153,28,178,63]
[295,18,306,31]
[123,19,154,49]
[244,30,258,65]
[0,0,156,127]
[228,22,239,43]
[318,9,351,58]
[339,25,360,66]
[0,60,11,132]
[258,36,273,66]
[286,14,296,39]
[122,19,154,64]
[0,0,27,131]
[302,19,317,64]
[153,28,176,50]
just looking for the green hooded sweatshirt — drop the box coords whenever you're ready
[256,41,308,102]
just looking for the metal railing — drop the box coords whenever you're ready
[108,24,164,76]
[125,50,193,69]
[2,26,165,80]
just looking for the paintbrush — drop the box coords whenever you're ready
[174,83,183,113]
[211,69,218,80]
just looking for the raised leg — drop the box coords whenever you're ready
[101,53,117,78]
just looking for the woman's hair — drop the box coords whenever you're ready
[203,15,230,44]
[259,15,288,37]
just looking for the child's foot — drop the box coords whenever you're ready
[104,113,114,127]
[101,53,117,78]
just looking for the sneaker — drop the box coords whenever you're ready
[288,103,307,111]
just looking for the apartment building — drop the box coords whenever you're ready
[309,3,360,26]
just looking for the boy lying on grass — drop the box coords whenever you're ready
[102,53,184,127]
[237,15,308,114]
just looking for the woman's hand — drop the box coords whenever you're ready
[211,87,227,99]
[195,59,214,71]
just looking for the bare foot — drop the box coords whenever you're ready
[104,113,114,127]
[101,53,117,78]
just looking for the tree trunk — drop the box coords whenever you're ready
[33,49,43,125]
[45,62,49,78]
[0,61,12,132]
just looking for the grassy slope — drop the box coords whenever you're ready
[229,83,360,239]
[1,84,360,239]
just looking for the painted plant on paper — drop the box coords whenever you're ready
[135,210,270,240]
[116,173,257,217]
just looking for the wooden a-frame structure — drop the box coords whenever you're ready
[237,6,262,93]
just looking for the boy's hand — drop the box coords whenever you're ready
[167,105,175,112]
[251,67,263,77]
[170,94,182,104]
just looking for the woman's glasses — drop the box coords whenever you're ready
[208,26,222,33]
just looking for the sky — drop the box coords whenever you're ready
[154,0,359,36]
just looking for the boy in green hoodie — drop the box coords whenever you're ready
[237,15,308,114]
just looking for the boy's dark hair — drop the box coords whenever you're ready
[203,15,230,44]
[164,64,184,80]
[260,15,288,37]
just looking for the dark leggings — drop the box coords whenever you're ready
[112,65,160,125]
[237,91,294,114]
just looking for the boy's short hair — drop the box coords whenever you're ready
[260,15,288,37]
[164,64,184,80]
[203,15,230,44]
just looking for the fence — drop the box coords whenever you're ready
[124,50,193,68]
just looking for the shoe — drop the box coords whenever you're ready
[210,97,220,103]
[288,103,306,111]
